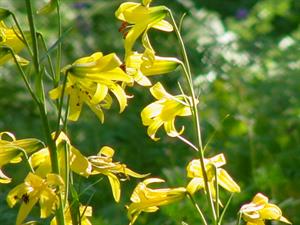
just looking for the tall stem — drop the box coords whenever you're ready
[55,0,62,85]
[25,1,65,224]
[168,10,217,223]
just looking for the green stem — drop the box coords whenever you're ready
[24,1,65,224]
[55,0,62,85]
[168,10,217,223]
[11,13,33,56]
[187,193,208,225]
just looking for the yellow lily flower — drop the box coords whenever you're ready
[240,193,291,225]
[115,0,173,58]
[51,204,92,225]
[88,146,148,202]
[125,51,180,86]
[0,21,28,65]
[127,178,186,225]
[29,132,91,179]
[49,52,133,122]
[141,82,194,141]
[7,172,64,225]
[0,131,44,183]
[186,153,240,198]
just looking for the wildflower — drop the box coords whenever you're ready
[125,51,180,86]
[49,52,133,122]
[186,153,240,198]
[127,178,186,225]
[88,146,148,202]
[141,82,194,140]
[239,193,291,225]
[0,131,44,183]
[115,0,172,58]
[29,132,91,178]
[7,172,64,225]
[0,21,28,65]
[51,204,92,225]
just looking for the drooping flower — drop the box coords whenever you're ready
[239,193,291,225]
[127,178,186,225]
[141,82,194,141]
[125,51,180,86]
[0,21,28,65]
[88,146,148,202]
[29,132,91,179]
[51,204,92,225]
[186,153,240,198]
[7,172,64,225]
[49,52,133,122]
[115,0,173,58]
[0,131,44,183]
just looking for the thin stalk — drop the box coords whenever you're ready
[11,13,33,56]
[218,194,234,225]
[55,0,62,85]
[9,48,38,104]
[63,141,70,207]
[187,193,208,225]
[168,10,217,222]
[38,33,56,82]
[214,166,220,222]
[54,72,68,140]
[235,213,242,225]
[25,1,65,224]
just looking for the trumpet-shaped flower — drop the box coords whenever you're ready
[239,193,291,225]
[29,132,91,179]
[7,172,64,225]
[49,52,133,122]
[0,131,44,183]
[141,82,194,140]
[186,153,240,199]
[0,21,28,65]
[51,204,92,225]
[88,146,148,202]
[115,0,173,58]
[125,51,180,86]
[127,178,186,225]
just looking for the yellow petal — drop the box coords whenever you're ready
[152,19,173,32]
[107,173,121,202]
[150,82,168,100]
[147,118,163,141]
[141,102,163,125]
[110,84,128,113]
[90,83,108,104]
[186,177,204,195]
[217,168,240,193]
[163,119,184,137]
[68,89,83,121]
[141,56,180,76]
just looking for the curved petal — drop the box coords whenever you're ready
[152,19,173,32]
[147,118,163,141]
[110,84,128,113]
[150,82,168,100]
[107,173,121,202]
[91,83,108,104]
[68,89,83,121]
[186,177,204,195]
[141,102,163,125]
[217,168,240,193]
[163,119,184,137]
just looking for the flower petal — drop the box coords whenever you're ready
[217,168,240,193]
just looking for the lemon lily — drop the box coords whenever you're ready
[127,178,186,225]
[49,52,133,122]
[186,153,240,198]
[7,172,64,225]
[141,82,194,140]
[29,132,91,179]
[115,0,172,58]
[0,131,44,183]
[88,146,148,202]
[0,21,28,65]
[240,193,291,225]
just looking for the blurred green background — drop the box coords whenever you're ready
[1,0,300,224]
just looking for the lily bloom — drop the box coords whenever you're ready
[127,178,186,225]
[7,172,64,225]
[141,82,194,141]
[0,21,28,65]
[0,131,44,183]
[240,193,291,225]
[186,153,240,198]
[49,52,133,122]
[29,132,91,179]
[115,0,173,58]
[125,51,180,86]
[88,146,148,202]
